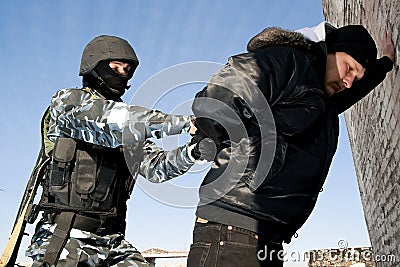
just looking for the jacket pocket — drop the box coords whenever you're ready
[248,136,287,191]
[269,136,287,177]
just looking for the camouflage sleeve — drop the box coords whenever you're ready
[138,140,195,183]
[47,88,192,148]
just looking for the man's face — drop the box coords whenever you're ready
[109,61,132,77]
[324,52,366,96]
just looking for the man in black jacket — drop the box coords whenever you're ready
[187,23,395,267]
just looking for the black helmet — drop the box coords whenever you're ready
[79,35,139,77]
[80,35,139,99]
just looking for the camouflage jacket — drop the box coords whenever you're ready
[47,87,195,182]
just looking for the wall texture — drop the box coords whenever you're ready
[322,1,399,266]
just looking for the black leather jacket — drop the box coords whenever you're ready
[192,28,393,243]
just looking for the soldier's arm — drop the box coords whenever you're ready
[47,88,191,148]
[138,140,195,183]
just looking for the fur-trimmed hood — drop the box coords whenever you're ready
[247,27,312,52]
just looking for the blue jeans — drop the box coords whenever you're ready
[187,221,283,267]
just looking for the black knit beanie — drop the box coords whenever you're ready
[326,25,377,69]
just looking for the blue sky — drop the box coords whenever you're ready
[0,1,371,266]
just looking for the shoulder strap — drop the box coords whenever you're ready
[43,212,76,266]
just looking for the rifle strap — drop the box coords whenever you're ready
[43,212,76,266]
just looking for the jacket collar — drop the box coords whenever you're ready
[247,27,312,52]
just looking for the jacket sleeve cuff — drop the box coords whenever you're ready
[379,56,394,73]
[187,143,197,162]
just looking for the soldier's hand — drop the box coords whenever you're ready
[190,134,218,161]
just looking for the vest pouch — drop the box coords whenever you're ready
[91,157,118,209]
[70,149,97,208]
[48,137,77,205]
[49,137,77,186]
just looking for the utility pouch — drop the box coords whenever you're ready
[91,158,117,208]
[48,137,77,206]
[49,137,77,186]
[73,150,97,201]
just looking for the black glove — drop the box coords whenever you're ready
[190,134,218,161]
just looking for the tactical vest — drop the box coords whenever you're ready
[37,108,142,235]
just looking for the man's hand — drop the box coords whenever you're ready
[381,31,395,63]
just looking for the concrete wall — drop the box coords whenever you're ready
[322,1,399,266]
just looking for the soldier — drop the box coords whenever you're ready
[25,35,199,266]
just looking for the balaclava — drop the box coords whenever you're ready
[94,60,131,97]
[79,35,139,99]
[326,25,377,69]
